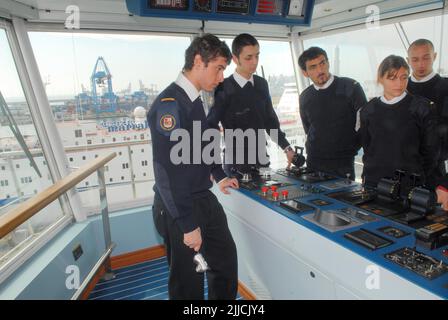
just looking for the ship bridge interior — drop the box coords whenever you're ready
[0,0,447,301]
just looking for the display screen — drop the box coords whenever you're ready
[256,0,283,15]
[148,0,189,10]
[193,0,212,12]
[217,0,250,14]
[128,0,314,26]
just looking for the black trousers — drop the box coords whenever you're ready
[307,157,355,180]
[152,191,238,300]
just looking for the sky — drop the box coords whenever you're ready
[0,13,446,101]
[0,32,295,101]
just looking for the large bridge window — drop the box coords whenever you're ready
[401,13,448,76]
[0,28,65,270]
[257,40,302,169]
[28,32,190,213]
[303,24,406,101]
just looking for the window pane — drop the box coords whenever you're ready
[0,29,65,268]
[303,24,406,100]
[401,13,448,76]
[442,15,448,76]
[29,32,190,212]
[258,40,302,169]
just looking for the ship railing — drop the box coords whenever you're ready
[0,152,117,300]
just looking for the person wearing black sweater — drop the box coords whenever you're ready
[207,33,295,175]
[360,55,439,190]
[407,39,448,177]
[148,34,239,300]
[298,47,367,180]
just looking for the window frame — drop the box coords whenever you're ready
[25,23,193,214]
[0,19,74,284]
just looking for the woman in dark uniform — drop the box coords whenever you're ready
[360,55,439,190]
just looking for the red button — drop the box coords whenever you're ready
[282,190,289,197]
[261,186,269,194]
[270,186,278,192]
[272,192,279,200]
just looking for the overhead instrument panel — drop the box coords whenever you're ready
[217,0,251,14]
[148,0,189,10]
[194,0,212,12]
[126,0,315,26]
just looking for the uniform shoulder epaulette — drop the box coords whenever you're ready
[301,85,314,96]
[149,96,180,136]
[160,97,176,102]
[335,77,358,98]
[342,77,357,84]
[412,95,435,111]
[299,85,314,103]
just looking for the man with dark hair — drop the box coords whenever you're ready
[298,46,367,180]
[407,38,448,179]
[298,47,328,76]
[148,34,239,300]
[207,33,295,175]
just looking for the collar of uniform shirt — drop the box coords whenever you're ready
[233,71,255,88]
[175,72,200,102]
[410,71,437,83]
[313,74,335,91]
[380,91,407,105]
[176,72,226,185]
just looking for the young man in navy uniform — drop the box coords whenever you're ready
[147,34,239,300]
[298,47,368,180]
[207,33,295,175]
[406,39,448,208]
[407,39,448,118]
[407,39,448,179]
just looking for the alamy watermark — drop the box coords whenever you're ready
[65,5,80,29]
[365,264,381,290]
[65,265,80,290]
[168,121,279,165]
[366,5,380,30]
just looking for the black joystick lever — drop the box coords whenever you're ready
[231,168,252,182]
[292,146,306,168]
[394,170,406,182]
[230,167,246,178]
[345,173,352,185]
[410,173,421,188]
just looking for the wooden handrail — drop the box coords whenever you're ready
[0,152,117,239]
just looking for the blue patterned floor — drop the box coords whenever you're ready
[88,256,243,300]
